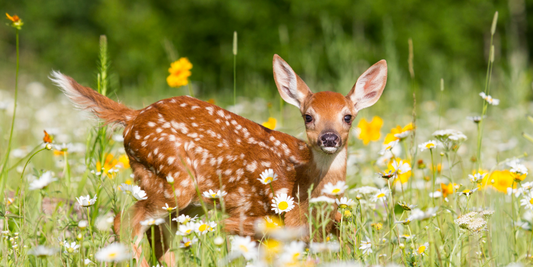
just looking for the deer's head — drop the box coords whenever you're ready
[273,55,387,155]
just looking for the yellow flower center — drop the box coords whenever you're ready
[344,210,352,217]
[265,177,273,183]
[239,244,249,253]
[332,188,341,194]
[278,201,288,210]
[529,198,533,205]
[339,204,347,209]
[198,224,207,232]
[186,229,191,234]
[108,252,116,259]
[463,190,470,194]
[426,143,434,149]
[377,193,385,198]
[418,245,426,254]
[185,241,192,247]
[211,194,217,198]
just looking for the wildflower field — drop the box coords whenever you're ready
[2,4,533,267]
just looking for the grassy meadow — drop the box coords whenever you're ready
[1,3,533,267]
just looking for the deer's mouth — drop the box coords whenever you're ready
[320,146,340,154]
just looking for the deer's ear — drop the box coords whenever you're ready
[346,60,387,112]
[273,54,312,109]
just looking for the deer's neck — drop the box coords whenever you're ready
[284,145,347,226]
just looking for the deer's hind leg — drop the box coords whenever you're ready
[117,160,198,266]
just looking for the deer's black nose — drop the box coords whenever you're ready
[320,132,340,147]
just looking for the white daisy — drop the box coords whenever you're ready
[29,171,57,190]
[172,214,197,224]
[509,162,528,176]
[322,181,348,196]
[162,203,177,212]
[522,182,533,191]
[258,169,278,184]
[231,235,257,260]
[309,196,336,204]
[359,237,372,255]
[429,191,443,198]
[76,195,97,207]
[29,245,57,257]
[179,237,198,248]
[84,258,94,265]
[166,175,174,184]
[63,241,80,254]
[479,92,499,105]
[140,218,165,226]
[371,188,389,202]
[418,140,439,151]
[407,207,438,221]
[279,241,306,264]
[271,193,296,214]
[520,191,533,210]
[195,221,217,234]
[392,160,411,174]
[309,241,340,253]
[202,189,228,200]
[94,243,132,262]
[119,183,148,200]
[469,173,486,183]
[379,140,399,155]
[78,220,88,230]
[176,222,196,236]
[335,197,355,209]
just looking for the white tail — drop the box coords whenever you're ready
[52,54,387,266]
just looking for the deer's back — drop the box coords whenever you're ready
[123,96,311,216]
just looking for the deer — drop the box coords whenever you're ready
[51,54,387,266]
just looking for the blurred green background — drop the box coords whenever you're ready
[1,0,531,109]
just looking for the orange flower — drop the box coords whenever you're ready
[356,116,383,145]
[383,122,415,144]
[262,117,277,130]
[440,183,458,198]
[167,57,192,87]
[43,130,53,144]
[6,13,20,23]
[6,13,23,29]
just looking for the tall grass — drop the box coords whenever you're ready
[1,10,533,267]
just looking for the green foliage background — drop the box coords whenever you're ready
[0,0,531,105]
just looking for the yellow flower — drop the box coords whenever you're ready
[96,154,130,178]
[262,117,277,130]
[357,116,383,145]
[387,158,411,184]
[167,58,192,88]
[383,122,415,144]
[483,170,524,193]
[371,222,383,231]
[262,239,282,263]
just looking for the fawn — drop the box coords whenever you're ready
[51,54,387,265]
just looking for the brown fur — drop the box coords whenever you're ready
[53,55,387,266]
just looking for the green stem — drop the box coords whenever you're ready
[0,30,20,197]
[430,149,436,206]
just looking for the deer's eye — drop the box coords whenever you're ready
[305,114,313,123]
[344,115,352,124]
